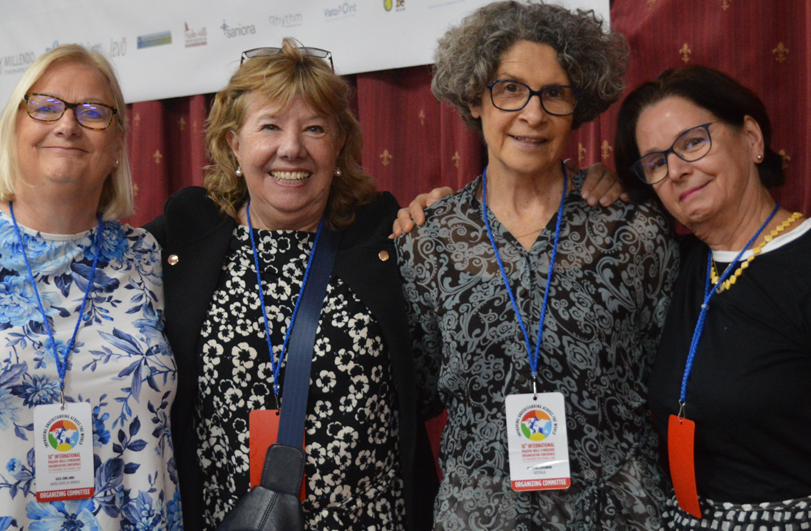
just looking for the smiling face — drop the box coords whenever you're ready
[227,92,345,231]
[635,96,764,229]
[15,61,122,205]
[470,40,573,182]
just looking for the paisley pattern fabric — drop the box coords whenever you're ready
[397,172,680,530]
[0,213,180,531]
[195,227,404,531]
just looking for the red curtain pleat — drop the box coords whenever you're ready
[120,0,811,469]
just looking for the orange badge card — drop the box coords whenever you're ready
[668,414,701,519]
[249,409,305,501]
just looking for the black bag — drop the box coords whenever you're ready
[217,226,339,531]
[216,444,305,531]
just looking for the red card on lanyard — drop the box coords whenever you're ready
[668,414,701,518]
[249,409,306,501]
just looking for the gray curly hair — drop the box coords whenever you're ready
[432,0,628,130]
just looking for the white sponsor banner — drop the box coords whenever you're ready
[0,0,608,104]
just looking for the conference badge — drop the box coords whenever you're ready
[505,392,571,491]
[33,402,95,501]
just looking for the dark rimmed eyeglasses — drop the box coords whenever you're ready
[240,47,334,71]
[633,122,716,185]
[486,80,581,116]
[23,93,118,131]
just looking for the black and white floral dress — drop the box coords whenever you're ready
[195,226,404,530]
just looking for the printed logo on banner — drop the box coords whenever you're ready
[185,23,207,47]
[396,0,405,10]
[47,41,102,53]
[1,51,36,76]
[137,31,172,49]
[110,38,127,58]
[221,20,256,38]
[324,2,357,20]
[384,0,393,11]
[268,13,303,28]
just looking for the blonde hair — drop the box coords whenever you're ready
[0,44,134,220]
[205,37,375,229]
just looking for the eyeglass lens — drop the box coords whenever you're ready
[27,94,114,129]
[490,81,577,115]
[637,125,712,184]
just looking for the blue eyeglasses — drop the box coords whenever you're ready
[633,122,715,185]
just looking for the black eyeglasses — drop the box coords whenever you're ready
[240,47,334,71]
[23,93,118,131]
[486,81,580,116]
[633,122,715,185]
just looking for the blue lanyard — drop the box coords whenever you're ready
[9,202,103,408]
[678,203,779,414]
[481,161,568,386]
[246,201,324,399]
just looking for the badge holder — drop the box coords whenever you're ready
[505,381,571,491]
[33,398,95,501]
[668,405,701,518]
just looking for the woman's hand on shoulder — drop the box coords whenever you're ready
[569,160,630,207]
[389,187,455,238]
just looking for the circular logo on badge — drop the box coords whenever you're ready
[48,419,81,451]
[520,409,554,441]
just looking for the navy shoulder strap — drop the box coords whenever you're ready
[276,228,340,448]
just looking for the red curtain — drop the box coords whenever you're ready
[123,0,811,462]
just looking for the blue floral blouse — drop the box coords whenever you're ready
[0,212,181,531]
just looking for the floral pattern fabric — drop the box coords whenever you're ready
[195,227,404,531]
[396,173,680,530]
[0,212,180,531]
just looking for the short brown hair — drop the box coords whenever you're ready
[204,38,375,229]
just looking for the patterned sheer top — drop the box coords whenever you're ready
[396,172,679,530]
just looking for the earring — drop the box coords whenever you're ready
[235,166,243,177]
[334,167,342,177]
[756,154,763,161]
[115,159,119,165]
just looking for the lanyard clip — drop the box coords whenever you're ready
[60,385,67,411]
[677,400,685,419]
[531,372,539,399]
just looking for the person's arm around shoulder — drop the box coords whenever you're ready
[391,162,627,238]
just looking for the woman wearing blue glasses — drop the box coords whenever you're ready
[0,45,180,530]
[396,1,679,529]
[615,65,811,530]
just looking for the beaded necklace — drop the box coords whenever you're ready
[711,211,803,293]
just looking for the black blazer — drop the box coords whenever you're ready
[145,187,437,531]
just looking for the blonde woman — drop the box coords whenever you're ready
[0,45,180,529]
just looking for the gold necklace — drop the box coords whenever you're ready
[711,212,803,293]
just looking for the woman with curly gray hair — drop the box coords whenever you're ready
[396,1,679,529]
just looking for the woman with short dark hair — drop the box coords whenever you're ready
[615,64,811,530]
